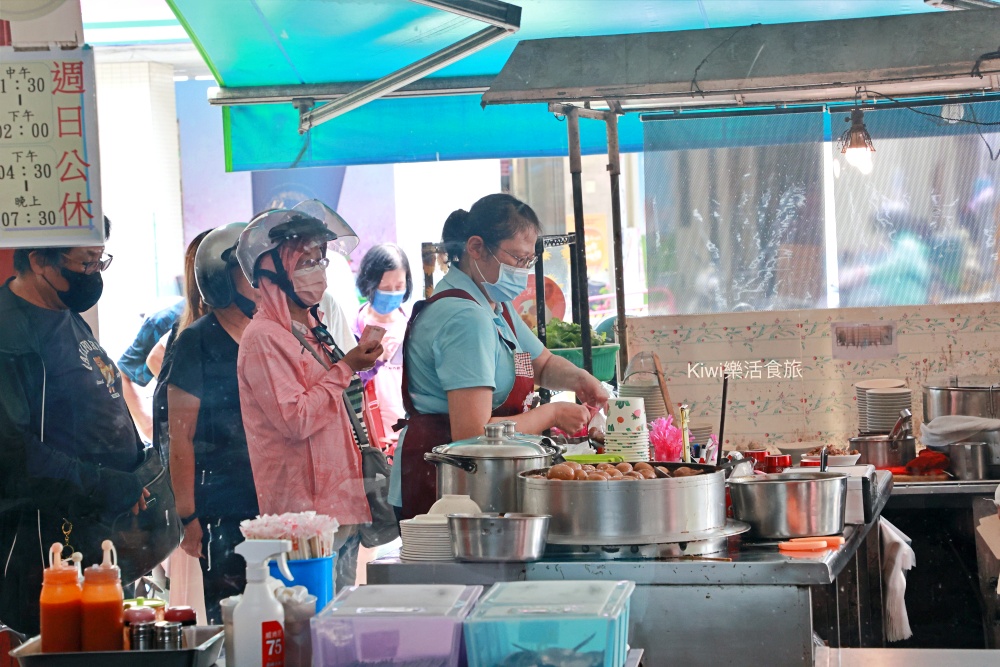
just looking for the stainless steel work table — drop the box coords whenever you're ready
[369,472,893,666]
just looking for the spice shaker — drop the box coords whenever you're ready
[155,620,184,650]
[129,621,156,651]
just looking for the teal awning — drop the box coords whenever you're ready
[165,0,938,171]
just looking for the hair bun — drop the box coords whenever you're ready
[442,208,470,262]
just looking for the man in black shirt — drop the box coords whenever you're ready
[0,219,149,636]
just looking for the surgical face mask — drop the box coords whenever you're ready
[475,252,531,303]
[370,289,405,314]
[49,266,104,312]
[292,265,327,306]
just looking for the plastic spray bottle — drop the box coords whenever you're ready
[233,539,293,667]
[39,543,82,653]
[81,540,124,651]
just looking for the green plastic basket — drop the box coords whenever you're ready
[548,344,620,382]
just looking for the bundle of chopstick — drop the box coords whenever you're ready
[240,511,340,560]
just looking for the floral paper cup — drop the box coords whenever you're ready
[606,397,647,434]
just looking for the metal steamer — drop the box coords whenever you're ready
[425,423,561,514]
[518,462,749,557]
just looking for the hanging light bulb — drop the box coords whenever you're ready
[839,107,876,175]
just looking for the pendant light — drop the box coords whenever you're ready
[839,107,876,175]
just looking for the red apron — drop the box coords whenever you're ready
[398,288,535,520]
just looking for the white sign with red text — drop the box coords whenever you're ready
[0,46,102,248]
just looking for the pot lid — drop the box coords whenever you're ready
[924,375,1000,389]
[434,423,553,459]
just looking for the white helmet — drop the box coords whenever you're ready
[236,200,359,288]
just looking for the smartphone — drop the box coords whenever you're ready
[359,324,386,347]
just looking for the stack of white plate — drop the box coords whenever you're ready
[399,514,453,561]
[855,379,906,433]
[865,387,912,433]
[618,378,669,421]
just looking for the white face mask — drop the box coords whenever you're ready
[292,265,327,306]
[475,251,531,303]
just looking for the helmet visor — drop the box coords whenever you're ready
[292,199,359,257]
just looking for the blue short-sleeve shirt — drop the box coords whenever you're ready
[388,268,544,506]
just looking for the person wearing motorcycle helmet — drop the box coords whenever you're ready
[235,201,382,590]
[157,221,260,623]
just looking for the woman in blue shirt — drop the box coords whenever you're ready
[392,194,609,519]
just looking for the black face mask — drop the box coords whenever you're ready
[234,292,256,319]
[47,267,104,312]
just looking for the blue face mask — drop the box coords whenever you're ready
[371,289,405,314]
[475,252,531,303]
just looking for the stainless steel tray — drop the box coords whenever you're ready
[9,626,223,667]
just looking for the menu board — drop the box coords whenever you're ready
[0,47,102,248]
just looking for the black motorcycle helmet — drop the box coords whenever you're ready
[194,222,248,308]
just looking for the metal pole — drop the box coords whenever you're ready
[534,236,551,404]
[567,108,593,374]
[605,111,629,378]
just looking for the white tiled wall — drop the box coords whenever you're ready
[627,302,1000,450]
[94,62,184,359]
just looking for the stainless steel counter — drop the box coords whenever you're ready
[370,471,893,587]
[368,472,893,666]
[892,480,999,496]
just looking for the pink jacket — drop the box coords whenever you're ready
[237,247,370,525]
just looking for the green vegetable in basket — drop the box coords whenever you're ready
[534,318,607,349]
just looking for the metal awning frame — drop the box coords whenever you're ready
[205,0,520,133]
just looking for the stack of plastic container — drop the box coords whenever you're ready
[311,584,482,666]
[463,580,635,667]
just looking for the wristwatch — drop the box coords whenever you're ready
[180,512,198,527]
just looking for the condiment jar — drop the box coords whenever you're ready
[124,605,157,649]
[125,597,166,621]
[40,544,82,653]
[764,454,792,474]
[155,621,184,650]
[164,605,197,627]
[129,621,156,651]
[81,540,124,651]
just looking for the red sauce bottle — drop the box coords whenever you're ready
[81,540,124,651]
[39,544,82,653]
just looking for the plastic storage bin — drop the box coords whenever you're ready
[463,580,635,667]
[311,584,483,667]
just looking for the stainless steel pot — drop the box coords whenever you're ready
[949,442,989,480]
[728,471,848,539]
[923,376,1000,421]
[447,513,550,562]
[425,424,560,514]
[518,462,726,545]
[849,434,916,468]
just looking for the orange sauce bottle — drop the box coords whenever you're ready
[40,544,82,653]
[81,540,124,651]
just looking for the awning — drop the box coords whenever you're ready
[164,0,942,171]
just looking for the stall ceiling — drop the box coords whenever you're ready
[162,0,943,170]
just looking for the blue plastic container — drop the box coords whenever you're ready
[463,580,635,667]
[269,555,336,611]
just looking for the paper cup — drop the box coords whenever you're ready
[607,397,647,434]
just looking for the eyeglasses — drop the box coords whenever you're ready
[492,247,538,269]
[296,256,330,271]
[62,253,113,275]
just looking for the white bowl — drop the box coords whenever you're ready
[800,453,862,467]
[428,494,481,516]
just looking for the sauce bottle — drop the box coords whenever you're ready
[40,543,82,653]
[81,540,124,651]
